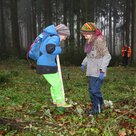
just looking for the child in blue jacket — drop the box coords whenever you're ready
[36,24,72,108]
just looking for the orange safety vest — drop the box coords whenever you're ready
[121,46,132,58]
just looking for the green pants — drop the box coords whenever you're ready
[43,72,65,104]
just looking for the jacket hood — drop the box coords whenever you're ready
[43,25,58,35]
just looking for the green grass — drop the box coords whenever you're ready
[0,58,136,136]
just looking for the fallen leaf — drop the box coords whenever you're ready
[55,115,65,121]
[118,130,127,136]
[5,97,10,100]
[128,113,136,120]
[16,118,22,123]
[0,130,6,136]
[24,114,30,121]
[69,130,75,135]
[134,128,136,135]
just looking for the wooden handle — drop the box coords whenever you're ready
[56,55,65,98]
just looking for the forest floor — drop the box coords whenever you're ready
[0,58,136,136]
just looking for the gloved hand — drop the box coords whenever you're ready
[98,72,105,80]
[81,65,85,71]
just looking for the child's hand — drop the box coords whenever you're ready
[81,65,85,71]
[98,72,105,80]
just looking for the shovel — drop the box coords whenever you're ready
[56,55,65,98]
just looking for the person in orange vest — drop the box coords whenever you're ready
[121,44,132,67]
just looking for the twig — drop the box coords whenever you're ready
[103,106,136,132]
[115,106,136,120]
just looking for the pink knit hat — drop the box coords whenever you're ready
[55,24,70,36]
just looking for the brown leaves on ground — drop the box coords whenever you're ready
[69,130,75,135]
[118,130,127,136]
[0,117,30,135]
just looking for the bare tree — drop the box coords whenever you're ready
[10,0,21,57]
[31,0,36,39]
[0,0,6,56]
[132,0,136,63]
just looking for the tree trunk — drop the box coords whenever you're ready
[31,0,36,39]
[87,0,94,21]
[10,0,21,57]
[113,1,117,56]
[76,0,81,54]
[44,0,52,26]
[62,0,69,65]
[126,0,130,45]
[69,0,75,64]
[109,1,112,54]
[0,0,6,56]
[132,0,136,63]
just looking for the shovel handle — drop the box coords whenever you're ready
[56,55,65,98]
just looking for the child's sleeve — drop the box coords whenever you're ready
[100,53,111,72]
[46,36,62,55]
[82,56,87,66]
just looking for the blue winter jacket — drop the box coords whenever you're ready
[36,25,62,74]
